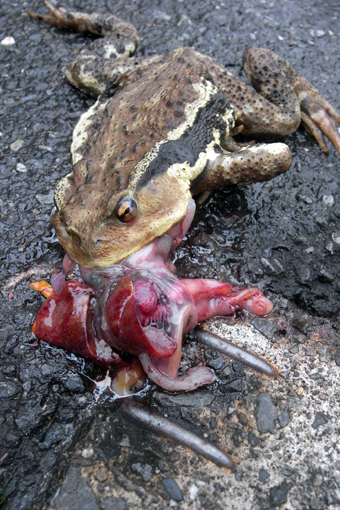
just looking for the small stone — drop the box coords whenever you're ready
[289,343,299,354]
[0,381,21,398]
[295,334,306,344]
[153,10,171,21]
[162,478,183,502]
[318,269,334,282]
[295,387,304,396]
[81,448,94,459]
[119,434,131,448]
[210,417,217,429]
[279,411,290,428]
[51,467,99,510]
[336,358,340,367]
[332,232,340,245]
[102,496,126,510]
[238,413,248,426]
[65,375,85,393]
[289,312,312,334]
[253,393,278,434]
[312,473,323,487]
[318,347,327,362]
[6,432,19,444]
[251,317,277,339]
[269,481,292,507]
[132,462,152,482]
[323,195,334,206]
[279,371,289,380]
[95,467,108,482]
[1,36,15,45]
[280,468,292,477]
[169,451,180,463]
[16,163,27,173]
[259,469,270,482]
[10,139,24,151]
[235,469,243,481]
[316,29,325,37]
[312,412,328,429]
[189,484,198,501]
[220,366,231,378]
[227,422,238,430]
[36,189,55,205]
[207,356,225,371]
[248,431,260,447]
[158,460,170,472]
[224,379,243,392]
[305,348,315,356]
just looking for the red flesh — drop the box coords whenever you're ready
[33,200,273,391]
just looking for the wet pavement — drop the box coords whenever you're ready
[0,0,340,509]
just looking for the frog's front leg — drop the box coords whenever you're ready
[28,1,139,96]
[191,143,292,193]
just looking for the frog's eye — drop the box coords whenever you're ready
[116,197,138,223]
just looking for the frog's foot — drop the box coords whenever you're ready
[191,143,292,193]
[299,90,340,155]
[28,1,138,40]
[28,2,139,96]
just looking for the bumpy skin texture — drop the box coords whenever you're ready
[28,3,340,269]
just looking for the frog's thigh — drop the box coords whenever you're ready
[212,56,300,138]
[66,36,138,97]
[192,143,291,193]
[241,48,340,156]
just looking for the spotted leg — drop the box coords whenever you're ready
[191,142,292,194]
[28,1,140,96]
[241,47,340,155]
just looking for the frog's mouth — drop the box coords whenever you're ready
[34,200,273,392]
[51,173,192,270]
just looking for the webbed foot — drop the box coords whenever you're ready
[299,90,340,155]
[28,1,138,40]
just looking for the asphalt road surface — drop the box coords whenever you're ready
[0,1,339,509]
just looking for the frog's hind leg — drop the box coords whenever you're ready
[28,1,139,97]
[242,47,340,155]
[191,143,292,194]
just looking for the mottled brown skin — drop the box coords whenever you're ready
[29,2,340,269]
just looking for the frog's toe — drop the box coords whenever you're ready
[28,2,69,29]
[300,94,340,155]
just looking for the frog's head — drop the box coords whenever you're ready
[51,69,234,269]
[51,159,191,268]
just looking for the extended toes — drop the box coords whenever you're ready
[300,95,340,155]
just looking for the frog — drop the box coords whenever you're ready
[28,2,340,393]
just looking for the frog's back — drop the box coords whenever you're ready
[68,47,233,199]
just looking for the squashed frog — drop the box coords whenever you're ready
[28,2,340,392]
